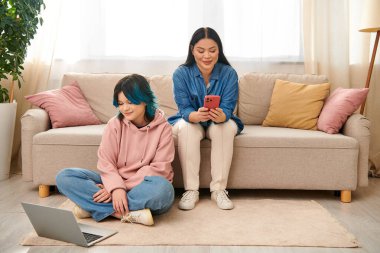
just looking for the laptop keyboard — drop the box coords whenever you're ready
[82,232,102,243]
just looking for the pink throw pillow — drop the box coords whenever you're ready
[25,81,102,128]
[317,87,369,134]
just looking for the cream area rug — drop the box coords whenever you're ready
[21,198,358,247]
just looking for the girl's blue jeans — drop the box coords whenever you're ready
[56,168,175,222]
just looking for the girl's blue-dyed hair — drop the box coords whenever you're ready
[113,74,158,121]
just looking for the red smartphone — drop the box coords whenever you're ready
[204,95,220,109]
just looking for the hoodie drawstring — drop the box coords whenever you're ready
[141,125,150,163]
[125,122,131,166]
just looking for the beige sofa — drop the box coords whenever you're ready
[21,73,370,202]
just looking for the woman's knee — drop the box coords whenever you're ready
[177,120,204,140]
[208,120,237,139]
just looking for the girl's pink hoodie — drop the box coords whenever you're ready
[97,109,174,193]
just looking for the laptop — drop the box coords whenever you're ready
[22,202,117,247]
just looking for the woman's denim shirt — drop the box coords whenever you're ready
[168,62,244,134]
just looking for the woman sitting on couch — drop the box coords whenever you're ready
[168,27,244,211]
[56,74,175,226]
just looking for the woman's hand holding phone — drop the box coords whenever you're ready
[204,95,220,109]
[189,107,210,123]
[209,108,226,123]
[189,95,226,123]
[203,95,225,123]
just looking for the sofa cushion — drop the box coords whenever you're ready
[172,125,357,149]
[317,87,369,134]
[149,75,178,117]
[238,73,328,125]
[235,125,358,149]
[33,124,106,145]
[35,124,357,150]
[62,73,178,122]
[62,73,123,123]
[25,81,102,128]
[262,80,330,130]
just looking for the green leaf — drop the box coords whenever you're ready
[0,85,10,103]
[0,0,45,98]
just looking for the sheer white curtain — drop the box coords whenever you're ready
[350,0,380,176]
[10,0,62,174]
[12,0,304,173]
[303,0,351,89]
[39,0,304,88]
[303,0,380,175]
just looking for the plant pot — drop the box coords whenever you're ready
[0,101,17,181]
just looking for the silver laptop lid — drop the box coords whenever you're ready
[21,202,117,247]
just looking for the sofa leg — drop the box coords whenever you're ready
[340,190,351,203]
[39,184,50,198]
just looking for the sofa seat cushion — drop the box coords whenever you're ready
[172,125,358,149]
[33,124,106,145]
[235,126,358,149]
[34,124,357,150]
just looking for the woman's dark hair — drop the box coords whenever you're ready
[113,74,158,122]
[182,27,231,67]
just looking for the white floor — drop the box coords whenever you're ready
[1,174,380,253]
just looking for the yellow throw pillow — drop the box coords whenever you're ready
[262,79,330,130]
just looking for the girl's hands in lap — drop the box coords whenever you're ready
[93,184,112,203]
[111,188,129,215]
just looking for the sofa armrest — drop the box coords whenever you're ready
[342,113,370,187]
[21,109,50,181]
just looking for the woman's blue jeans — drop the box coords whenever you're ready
[56,168,175,222]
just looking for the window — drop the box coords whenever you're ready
[54,0,302,61]
[223,0,302,61]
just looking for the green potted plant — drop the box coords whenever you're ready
[0,0,45,180]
